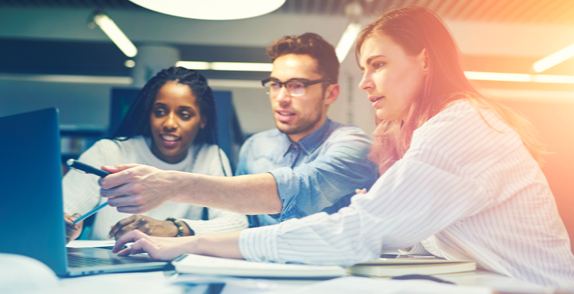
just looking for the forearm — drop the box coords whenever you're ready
[171,172,282,215]
[195,231,243,259]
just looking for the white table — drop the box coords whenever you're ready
[55,269,550,294]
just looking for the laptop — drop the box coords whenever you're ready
[0,108,168,276]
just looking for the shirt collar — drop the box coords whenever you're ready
[280,118,332,156]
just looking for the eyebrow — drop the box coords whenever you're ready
[268,77,312,82]
[153,103,193,110]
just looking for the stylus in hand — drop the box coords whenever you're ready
[66,159,110,224]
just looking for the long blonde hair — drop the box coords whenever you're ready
[357,7,547,174]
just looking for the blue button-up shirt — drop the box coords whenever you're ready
[236,118,378,227]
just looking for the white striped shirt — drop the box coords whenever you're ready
[239,101,574,289]
[64,136,248,239]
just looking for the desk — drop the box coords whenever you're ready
[55,270,548,294]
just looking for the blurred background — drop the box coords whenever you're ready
[0,0,573,252]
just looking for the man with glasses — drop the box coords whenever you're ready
[98,33,378,229]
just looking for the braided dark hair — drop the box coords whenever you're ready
[113,66,218,146]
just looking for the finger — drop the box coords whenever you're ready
[99,164,141,189]
[112,230,147,253]
[106,193,142,206]
[70,213,82,221]
[114,221,142,240]
[117,239,152,256]
[101,163,140,174]
[116,205,148,214]
[108,215,137,238]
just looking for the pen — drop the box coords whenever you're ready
[66,159,110,224]
[66,159,110,178]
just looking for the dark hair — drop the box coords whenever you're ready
[267,32,339,84]
[113,66,218,146]
[355,6,546,172]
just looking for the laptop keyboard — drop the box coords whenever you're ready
[68,255,115,267]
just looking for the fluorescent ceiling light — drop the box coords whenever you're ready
[533,43,574,73]
[335,22,362,63]
[465,71,574,84]
[0,74,132,85]
[93,14,137,58]
[464,71,531,82]
[176,61,272,72]
[130,0,285,20]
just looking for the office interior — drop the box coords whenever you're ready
[1,0,573,256]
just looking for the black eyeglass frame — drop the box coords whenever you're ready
[261,78,332,96]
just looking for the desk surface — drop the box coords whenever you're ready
[54,269,548,294]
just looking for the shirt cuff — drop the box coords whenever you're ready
[398,243,432,255]
[239,225,281,263]
[269,168,299,221]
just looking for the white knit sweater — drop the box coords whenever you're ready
[63,135,248,239]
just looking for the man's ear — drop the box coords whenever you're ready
[324,83,339,106]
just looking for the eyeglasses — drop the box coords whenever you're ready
[261,78,331,97]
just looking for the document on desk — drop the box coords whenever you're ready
[172,254,346,278]
[347,257,476,277]
[272,276,492,294]
[66,240,117,248]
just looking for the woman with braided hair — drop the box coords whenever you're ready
[64,66,247,242]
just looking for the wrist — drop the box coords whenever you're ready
[165,217,184,237]
[169,171,200,203]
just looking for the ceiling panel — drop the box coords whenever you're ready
[2,0,574,25]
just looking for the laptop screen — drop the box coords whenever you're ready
[0,108,68,276]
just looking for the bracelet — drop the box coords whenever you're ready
[165,217,184,237]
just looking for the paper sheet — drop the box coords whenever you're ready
[66,240,116,248]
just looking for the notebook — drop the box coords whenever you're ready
[172,254,346,278]
[347,255,476,277]
[0,108,168,277]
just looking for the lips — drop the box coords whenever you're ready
[159,134,181,148]
[368,96,384,108]
[275,109,295,122]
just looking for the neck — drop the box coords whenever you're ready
[287,115,327,143]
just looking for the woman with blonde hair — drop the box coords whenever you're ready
[111,7,574,289]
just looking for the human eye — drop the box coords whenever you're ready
[372,61,386,69]
[180,110,193,120]
[153,107,166,117]
[269,81,281,89]
[288,81,305,90]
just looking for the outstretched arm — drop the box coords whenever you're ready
[99,164,281,215]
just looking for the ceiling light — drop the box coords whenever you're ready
[124,60,136,68]
[465,71,574,84]
[176,61,272,72]
[533,43,574,73]
[335,22,362,63]
[129,0,285,20]
[464,71,532,82]
[93,13,137,58]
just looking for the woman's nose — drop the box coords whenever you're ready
[359,73,372,91]
[163,113,178,130]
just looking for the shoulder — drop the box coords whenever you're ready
[326,120,372,142]
[413,100,516,144]
[244,129,282,144]
[194,143,231,176]
[239,129,282,153]
[407,100,523,169]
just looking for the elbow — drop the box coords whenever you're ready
[267,198,283,214]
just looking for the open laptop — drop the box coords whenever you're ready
[0,108,168,276]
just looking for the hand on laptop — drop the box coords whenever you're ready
[64,213,83,244]
[108,215,180,240]
[112,230,192,260]
[99,164,180,214]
